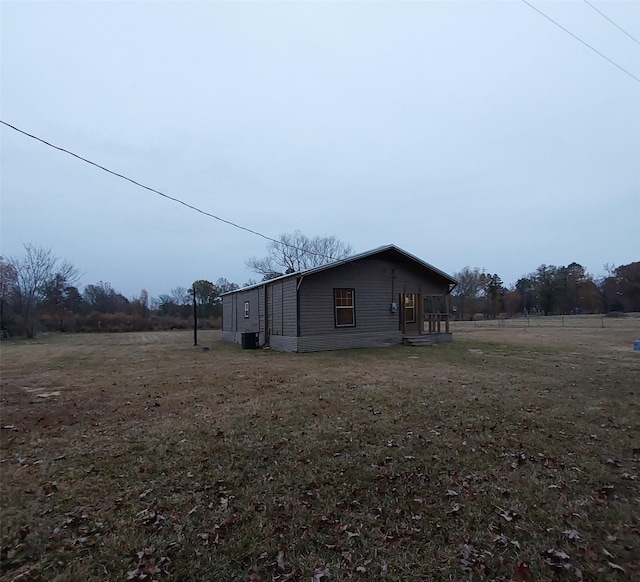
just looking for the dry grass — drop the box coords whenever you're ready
[1,318,639,581]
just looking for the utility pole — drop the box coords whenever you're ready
[192,286,198,346]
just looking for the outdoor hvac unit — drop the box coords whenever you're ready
[241,332,259,349]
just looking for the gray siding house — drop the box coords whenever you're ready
[221,245,457,352]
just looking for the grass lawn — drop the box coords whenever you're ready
[1,317,639,581]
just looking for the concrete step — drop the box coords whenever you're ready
[403,333,453,346]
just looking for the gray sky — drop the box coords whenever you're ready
[2,0,638,299]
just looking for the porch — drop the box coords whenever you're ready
[400,293,452,340]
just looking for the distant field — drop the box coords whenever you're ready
[1,320,639,581]
[451,313,640,351]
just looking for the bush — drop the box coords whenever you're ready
[72,312,152,333]
[0,314,18,338]
[37,311,219,334]
[605,311,626,318]
[40,313,78,333]
[69,312,195,333]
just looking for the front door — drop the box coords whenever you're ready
[401,293,420,334]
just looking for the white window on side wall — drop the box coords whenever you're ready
[334,288,355,327]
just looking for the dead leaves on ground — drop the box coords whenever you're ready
[246,550,299,581]
[312,566,331,581]
[0,507,107,580]
[460,543,492,576]
[3,339,639,581]
[126,546,176,580]
[514,560,532,581]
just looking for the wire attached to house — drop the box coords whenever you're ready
[0,119,337,263]
[521,0,640,84]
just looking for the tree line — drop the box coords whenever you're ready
[0,245,241,338]
[1,240,638,338]
[451,261,639,320]
[255,233,639,320]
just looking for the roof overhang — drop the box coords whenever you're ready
[221,244,458,296]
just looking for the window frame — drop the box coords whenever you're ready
[404,294,416,324]
[334,288,356,328]
[244,301,250,319]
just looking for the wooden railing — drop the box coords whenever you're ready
[424,313,450,334]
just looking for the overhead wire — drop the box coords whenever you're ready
[4,2,639,261]
[582,0,640,48]
[521,0,640,84]
[0,119,336,263]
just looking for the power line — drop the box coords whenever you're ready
[0,119,335,262]
[521,0,640,84]
[583,0,640,48]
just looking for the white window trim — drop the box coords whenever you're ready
[334,288,356,328]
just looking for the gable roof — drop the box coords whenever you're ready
[221,245,458,297]
[224,245,458,295]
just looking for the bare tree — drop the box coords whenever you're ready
[83,281,129,313]
[215,277,239,294]
[247,230,352,280]
[170,286,190,306]
[451,266,486,320]
[8,244,78,338]
[130,289,150,318]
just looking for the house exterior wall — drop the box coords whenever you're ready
[295,259,447,352]
[222,253,452,353]
[296,331,401,352]
[221,286,262,344]
[222,293,233,336]
[266,278,297,340]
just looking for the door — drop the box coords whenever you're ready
[401,293,420,334]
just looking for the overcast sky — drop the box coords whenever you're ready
[2,0,638,299]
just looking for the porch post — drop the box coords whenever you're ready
[445,294,450,333]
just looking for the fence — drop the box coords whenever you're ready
[451,313,640,331]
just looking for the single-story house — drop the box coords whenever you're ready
[221,245,457,352]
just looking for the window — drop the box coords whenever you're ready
[334,288,355,327]
[404,294,416,323]
[244,301,250,318]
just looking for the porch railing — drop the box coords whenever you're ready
[423,313,450,334]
